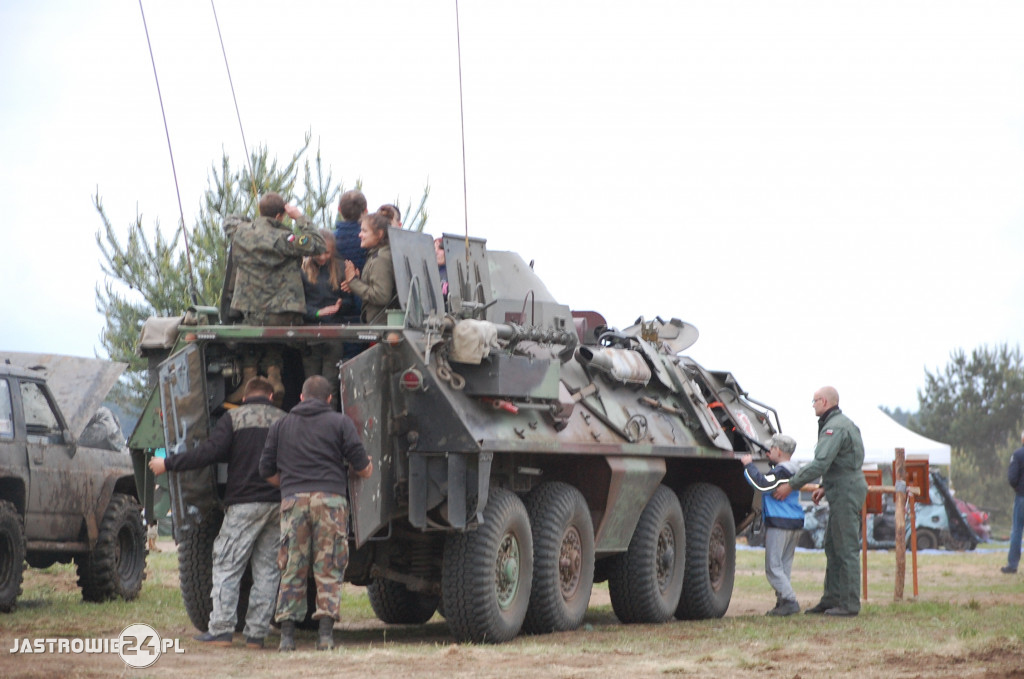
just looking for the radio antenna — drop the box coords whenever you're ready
[454,0,470,257]
[210,0,257,202]
[137,0,199,305]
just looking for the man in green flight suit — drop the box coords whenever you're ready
[773,386,867,617]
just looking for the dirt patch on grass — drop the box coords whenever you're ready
[2,544,1022,678]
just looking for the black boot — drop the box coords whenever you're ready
[317,616,335,651]
[278,620,296,652]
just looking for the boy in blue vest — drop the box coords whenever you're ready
[741,434,804,616]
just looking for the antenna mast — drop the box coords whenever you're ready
[455,0,470,253]
[137,0,199,305]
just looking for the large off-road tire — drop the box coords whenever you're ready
[177,509,223,631]
[675,483,736,620]
[366,577,439,624]
[606,485,685,624]
[179,508,317,632]
[442,487,533,643]
[76,493,147,602]
[0,500,26,613]
[915,527,940,551]
[522,482,595,634]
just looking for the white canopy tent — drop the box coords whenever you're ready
[789,406,950,467]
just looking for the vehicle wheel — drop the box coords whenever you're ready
[236,567,253,632]
[178,509,285,632]
[0,500,26,613]
[442,487,533,643]
[522,482,595,634]
[915,527,939,551]
[177,508,223,631]
[606,485,685,624]
[367,577,439,624]
[76,493,147,602]
[675,483,736,620]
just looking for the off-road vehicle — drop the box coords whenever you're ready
[132,230,779,642]
[0,353,146,611]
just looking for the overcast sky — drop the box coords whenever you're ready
[2,1,1023,449]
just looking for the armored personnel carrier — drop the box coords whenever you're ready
[130,229,779,643]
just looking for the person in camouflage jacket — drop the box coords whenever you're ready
[229,192,326,326]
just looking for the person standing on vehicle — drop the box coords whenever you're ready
[342,212,397,324]
[740,433,804,616]
[1000,430,1024,574]
[259,375,373,652]
[148,377,284,649]
[230,192,325,326]
[301,229,352,408]
[334,189,368,320]
[773,386,867,617]
[227,192,325,404]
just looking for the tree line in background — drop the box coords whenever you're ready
[94,134,428,411]
[885,344,1024,528]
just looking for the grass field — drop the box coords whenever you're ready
[1,540,1022,678]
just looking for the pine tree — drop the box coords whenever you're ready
[913,344,1024,523]
[95,135,428,412]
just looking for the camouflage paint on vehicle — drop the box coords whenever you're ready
[137,226,781,642]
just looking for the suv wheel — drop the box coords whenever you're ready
[76,493,147,602]
[0,500,26,612]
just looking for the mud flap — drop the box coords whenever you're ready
[408,452,492,531]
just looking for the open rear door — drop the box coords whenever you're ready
[158,343,218,540]
[340,343,393,546]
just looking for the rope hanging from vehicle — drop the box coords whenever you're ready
[137,0,199,305]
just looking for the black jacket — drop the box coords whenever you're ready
[260,398,370,498]
[164,396,283,505]
[302,264,354,324]
[1009,446,1024,496]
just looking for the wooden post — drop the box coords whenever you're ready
[909,493,918,597]
[861,504,869,599]
[893,447,906,601]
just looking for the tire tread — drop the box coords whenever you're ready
[76,493,147,603]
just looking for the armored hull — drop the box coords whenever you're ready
[132,228,779,642]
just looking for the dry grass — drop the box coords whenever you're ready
[1,541,1022,678]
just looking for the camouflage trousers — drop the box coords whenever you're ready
[275,492,350,622]
[208,502,281,639]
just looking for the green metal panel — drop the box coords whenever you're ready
[127,386,164,450]
[340,343,392,546]
[593,456,667,554]
[159,343,217,540]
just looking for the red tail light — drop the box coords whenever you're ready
[400,368,424,391]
